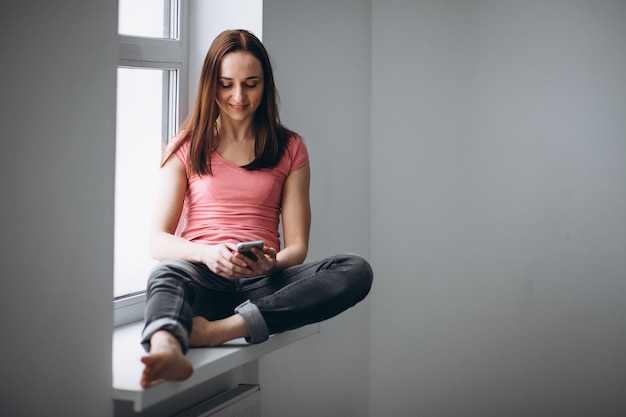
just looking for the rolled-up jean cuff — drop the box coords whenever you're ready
[235,300,269,344]
[141,318,190,354]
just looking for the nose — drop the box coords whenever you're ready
[234,84,246,102]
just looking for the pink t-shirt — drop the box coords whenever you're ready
[169,132,309,251]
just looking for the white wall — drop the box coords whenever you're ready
[261,1,372,416]
[188,0,263,112]
[0,1,117,417]
[370,1,626,416]
[3,2,625,417]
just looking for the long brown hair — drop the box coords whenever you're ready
[162,29,293,175]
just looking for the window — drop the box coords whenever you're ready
[114,0,187,314]
[118,0,177,39]
[114,0,262,326]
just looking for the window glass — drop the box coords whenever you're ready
[114,68,168,297]
[114,0,261,312]
[118,0,173,39]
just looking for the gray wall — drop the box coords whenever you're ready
[370,1,626,416]
[1,1,117,416]
[261,1,372,416]
[3,1,625,417]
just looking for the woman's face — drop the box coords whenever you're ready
[216,51,264,124]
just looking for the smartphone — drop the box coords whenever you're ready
[236,240,264,262]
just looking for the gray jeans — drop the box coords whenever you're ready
[141,253,373,353]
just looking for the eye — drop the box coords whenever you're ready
[219,83,233,89]
[245,83,258,89]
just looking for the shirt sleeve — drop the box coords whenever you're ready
[165,131,190,169]
[288,134,309,173]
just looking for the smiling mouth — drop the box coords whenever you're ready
[230,104,248,111]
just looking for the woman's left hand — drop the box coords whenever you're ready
[230,245,277,277]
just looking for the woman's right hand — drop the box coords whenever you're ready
[200,243,251,279]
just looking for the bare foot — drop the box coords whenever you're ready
[140,331,193,388]
[188,315,249,347]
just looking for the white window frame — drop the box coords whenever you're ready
[114,0,189,327]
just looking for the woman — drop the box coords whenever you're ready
[140,29,373,388]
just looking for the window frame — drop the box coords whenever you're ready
[114,0,189,327]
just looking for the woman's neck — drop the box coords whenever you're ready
[216,117,255,143]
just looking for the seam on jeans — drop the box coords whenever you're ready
[266,269,324,298]
[239,256,340,292]
[145,265,193,353]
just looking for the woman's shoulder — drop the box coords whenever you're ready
[284,132,309,171]
[167,130,190,149]
[286,132,306,151]
[164,130,191,166]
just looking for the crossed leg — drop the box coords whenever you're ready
[140,330,193,388]
[140,314,249,388]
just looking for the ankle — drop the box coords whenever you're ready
[151,330,181,352]
[189,315,249,347]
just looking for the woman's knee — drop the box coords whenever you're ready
[340,253,373,299]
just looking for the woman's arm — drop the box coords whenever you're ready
[275,162,311,269]
[149,157,246,277]
[149,156,204,262]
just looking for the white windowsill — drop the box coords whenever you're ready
[112,321,320,412]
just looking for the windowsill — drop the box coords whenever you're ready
[112,321,320,412]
